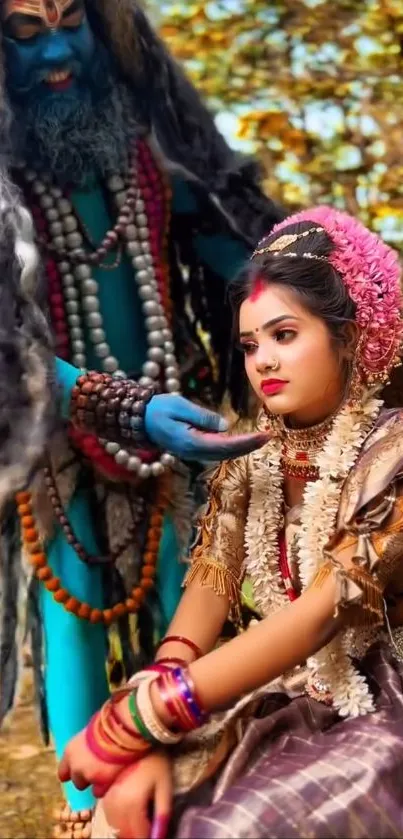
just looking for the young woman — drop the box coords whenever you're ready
[59,207,403,839]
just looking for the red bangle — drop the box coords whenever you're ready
[158,636,202,660]
[85,714,135,766]
[157,673,194,732]
[157,657,187,667]
[108,702,143,740]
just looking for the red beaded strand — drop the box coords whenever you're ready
[278,529,299,602]
[137,140,173,326]
[31,204,72,360]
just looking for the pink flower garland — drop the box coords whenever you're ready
[270,206,403,382]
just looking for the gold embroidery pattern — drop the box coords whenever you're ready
[340,413,403,522]
[372,494,403,560]
[310,561,333,589]
[342,566,384,628]
[184,558,242,621]
[325,489,403,627]
[183,460,248,620]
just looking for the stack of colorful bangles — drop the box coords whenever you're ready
[85,636,207,765]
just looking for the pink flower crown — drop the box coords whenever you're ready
[259,206,403,385]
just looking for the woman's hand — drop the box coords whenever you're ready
[102,752,173,839]
[58,726,127,795]
[58,692,153,795]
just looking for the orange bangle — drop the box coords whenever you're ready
[99,705,144,753]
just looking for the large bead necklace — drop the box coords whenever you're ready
[21,137,178,478]
[16,475,171,625]
[281,414,336,481]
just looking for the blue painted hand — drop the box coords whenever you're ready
[144,395,269,462]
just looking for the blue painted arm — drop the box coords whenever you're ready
[55,357,80,420]
[55,364,269,462]
[144,394,269,461]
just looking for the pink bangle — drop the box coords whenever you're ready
[156,672,195,732]
[156,657,187,667]
[85,714,135,766]
[157,679,181,730]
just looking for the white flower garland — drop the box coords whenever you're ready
[245,392,383,717]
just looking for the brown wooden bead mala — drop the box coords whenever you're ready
[52,805,93,839]
[16,472,171,626]
[43,461,144,566]
[70,371,155,445]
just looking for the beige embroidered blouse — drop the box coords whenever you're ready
[184,409,403,635]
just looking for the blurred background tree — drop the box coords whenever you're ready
[159,0,403,249]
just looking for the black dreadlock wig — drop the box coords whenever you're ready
[0,145,57,724]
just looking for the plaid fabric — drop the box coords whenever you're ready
[174,644,403,838]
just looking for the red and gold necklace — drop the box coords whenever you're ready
[281,414,335,481]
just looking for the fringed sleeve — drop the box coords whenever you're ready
[183,457,249,622]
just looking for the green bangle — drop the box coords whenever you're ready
[128,690,158,745]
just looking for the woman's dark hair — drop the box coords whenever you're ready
[227,220,357,416]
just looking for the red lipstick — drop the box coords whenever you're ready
[261,378,288,395]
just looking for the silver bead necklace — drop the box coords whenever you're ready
[23,149,179,477]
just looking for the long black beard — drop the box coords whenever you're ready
[10,77,138,187]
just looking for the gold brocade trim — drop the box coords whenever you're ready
[183,558,241,621]
[191,462,226,562]
[372,494,403,557]
[310,561,333,589]
[310,560,384,628]
[343,566,384,628]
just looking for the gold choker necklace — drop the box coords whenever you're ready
[280,414,335,480]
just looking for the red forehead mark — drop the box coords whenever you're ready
[248,277,266,303]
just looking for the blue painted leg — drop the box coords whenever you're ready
[40,488,109,810]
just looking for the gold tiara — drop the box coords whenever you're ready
[252,226,328,262]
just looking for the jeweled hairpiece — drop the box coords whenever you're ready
[252,226,327,261]
[266,206,403,386]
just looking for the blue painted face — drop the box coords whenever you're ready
[2,1,126,184]
[2,1,97,106]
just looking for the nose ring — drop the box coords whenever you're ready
[269,358,280,371]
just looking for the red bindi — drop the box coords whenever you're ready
[249,277,266,302]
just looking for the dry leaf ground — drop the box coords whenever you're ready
[0,668,61,839]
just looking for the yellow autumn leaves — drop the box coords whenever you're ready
[160,0,403,248]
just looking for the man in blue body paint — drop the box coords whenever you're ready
[0,0,283,827]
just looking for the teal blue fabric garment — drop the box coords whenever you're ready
[47,173,250,810]
[172,175,247,283]
[71,184,147,374]
[40,489,108,811]
[56,357,80,418]
[41,489,180,810]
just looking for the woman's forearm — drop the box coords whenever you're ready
[155,582,230,664]
[187,575,341,712]
[116,583,229,732]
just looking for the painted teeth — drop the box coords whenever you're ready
[47,70,71,83]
